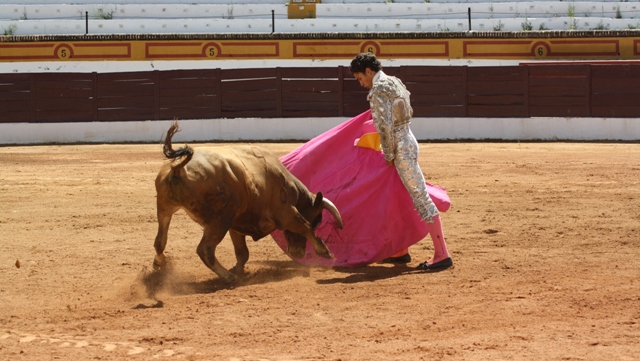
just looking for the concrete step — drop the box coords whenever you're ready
[2,16,638,35]
[1,2,638,21]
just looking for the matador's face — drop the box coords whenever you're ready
[353,68,376,90]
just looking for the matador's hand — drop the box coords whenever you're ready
[386,159,394,167]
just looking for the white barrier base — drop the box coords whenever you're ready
[1,117,639,145]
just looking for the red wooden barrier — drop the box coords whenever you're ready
[157,69,219,121]
[590,64,640,117]
[404,66,467,117]
[97,71,155,121]
[35,73,94,122]
[0,73,31,122]
[0,64,638,123]
[528,64,590,117]
[467,66,528,117]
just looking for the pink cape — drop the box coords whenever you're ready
[271,110,451,267]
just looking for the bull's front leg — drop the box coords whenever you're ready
[196,226,239,283]
[229,230,249,276]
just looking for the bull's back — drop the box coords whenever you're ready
[195,145,294,236]
[185,145,288,205]
[191,145,283,184]
[158,145,293,195]
[156,144,311,238]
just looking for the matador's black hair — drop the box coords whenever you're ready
[349,52,382,74]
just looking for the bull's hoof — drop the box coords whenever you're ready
[152,254,167,270]
[221,272,241,284]
[230,264,246,277]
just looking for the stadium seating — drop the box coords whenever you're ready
[1,1,638,35]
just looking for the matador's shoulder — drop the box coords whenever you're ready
[371,76,402,98]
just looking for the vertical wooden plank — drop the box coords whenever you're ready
[587,65,592,117]
[463,66,468,117]
[92,72,98,121]
[276,67,282,117]
[153,70,159,120]
[338,66,344,117]
[523,65,530,118]
[215,68,222,118]
[30,73,36,122]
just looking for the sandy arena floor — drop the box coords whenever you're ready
[0,141,639,360]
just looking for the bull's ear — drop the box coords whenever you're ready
[313,191,324,207]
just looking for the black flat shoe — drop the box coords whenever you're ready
[378,253,412,264]
[416,257,453,271]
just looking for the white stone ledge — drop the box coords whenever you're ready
[0,59,524,75]
[1,117,639,145]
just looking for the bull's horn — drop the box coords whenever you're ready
[322,198,343,229]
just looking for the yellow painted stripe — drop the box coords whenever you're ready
[1,36,639,62]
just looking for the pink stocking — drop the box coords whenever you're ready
[424,215,450,264]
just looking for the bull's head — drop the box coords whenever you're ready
[285,191,342,259]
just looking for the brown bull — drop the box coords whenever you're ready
[153,123,343,282]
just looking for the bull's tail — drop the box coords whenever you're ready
[163,121,193,173]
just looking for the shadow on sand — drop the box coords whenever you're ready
[132,259,424,307]
[134,259,314,301]
[316,263,421,284]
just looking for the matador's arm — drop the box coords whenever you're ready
[370,90,396,162]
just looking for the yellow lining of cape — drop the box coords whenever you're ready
[355,132,382,151]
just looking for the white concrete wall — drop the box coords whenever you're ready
[0,58,525,74]
[0,118,344,144]
[2,116,639,144]
[412,117,640,141]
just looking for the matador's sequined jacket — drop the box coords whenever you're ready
[367,71,440,222]
[367,71,413,162]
